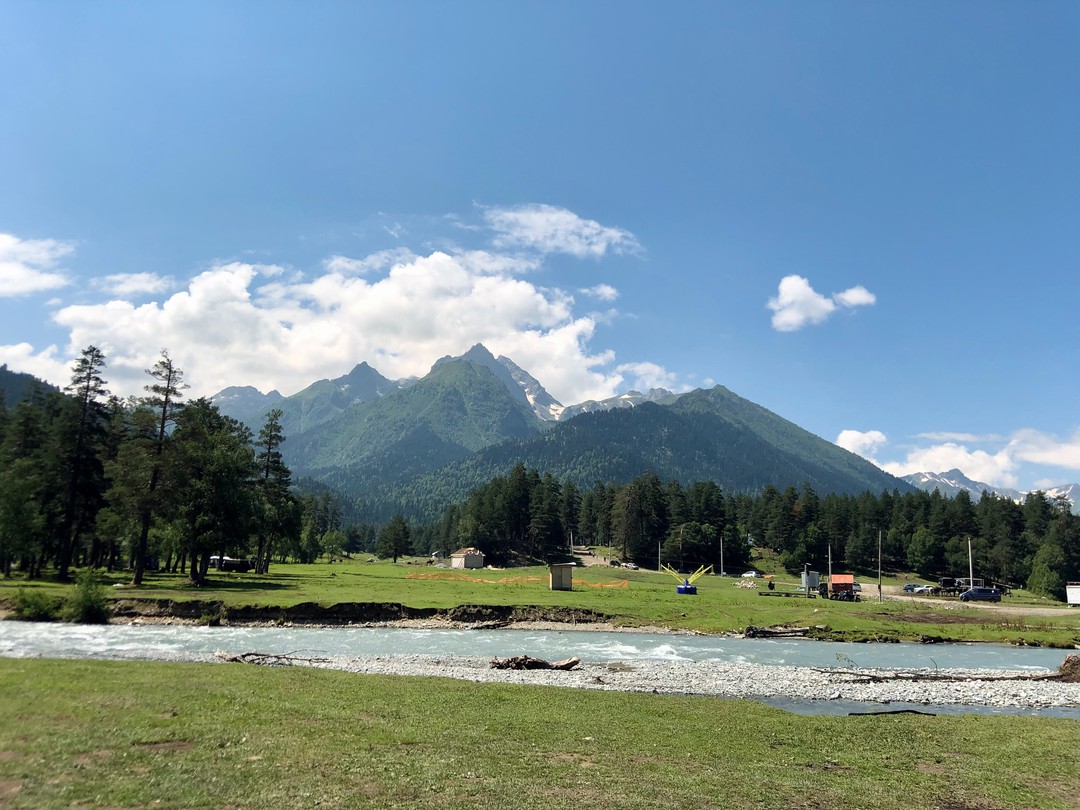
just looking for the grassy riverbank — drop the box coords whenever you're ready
[2,557,1077,646]
[0,658,1077,810]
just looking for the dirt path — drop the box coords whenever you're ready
[878,584,1077,617]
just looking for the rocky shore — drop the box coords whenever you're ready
[204,652,1080,710]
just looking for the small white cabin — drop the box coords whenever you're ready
[450,547,485,569]
[1067,582,1080,606]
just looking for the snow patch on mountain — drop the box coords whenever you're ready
[903,468,1080,514]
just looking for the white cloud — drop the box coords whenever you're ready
[916,431,1000,443]
[0,342,70,388]
[1008,428,1080,470]
[15,245,667,405]
[613,361,681,392]
[0,233,74,296]
[580,284,619,302]
[93,272,174,297]
[323,249,415,276]
[767,275,875,331]
[767,275,836,331]
[838,428,1020,488]
[485,204,641,258]
[833,285,876,308]
[882,443,1019,489]
[836,429,888,460]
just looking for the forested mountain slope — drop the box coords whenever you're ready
[335,384,911,521]
[284,356,546,479]
[0,364,57,405]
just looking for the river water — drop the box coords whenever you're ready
[0,621,1070,670]
[3,622,1077,719]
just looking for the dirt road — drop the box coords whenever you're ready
[877,584,1077,617]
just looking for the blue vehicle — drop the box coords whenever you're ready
[959,586,1001,603]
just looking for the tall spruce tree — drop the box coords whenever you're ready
[254,408,294,574]
[130,351,187,586]
[57,346,110,579]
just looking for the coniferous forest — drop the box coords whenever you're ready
[1,346,1078,600]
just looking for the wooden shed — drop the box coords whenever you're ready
[549,563,574,591]
[450,547,485,569]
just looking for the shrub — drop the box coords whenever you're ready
[11,588,62,622]
[62,568,111,624]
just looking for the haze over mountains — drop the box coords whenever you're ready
[209,344,912,520]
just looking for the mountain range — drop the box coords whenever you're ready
[901,468,1080,514]
[210,344,913,520]
[7,354,1076,522]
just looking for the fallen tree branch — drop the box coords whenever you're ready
[743,625,810,638]
[216,650,330,666]
[490,655,580,671]
[814,667,1065,684]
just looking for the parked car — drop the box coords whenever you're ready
[742,571,761,578]
[960,586,1001,603]
[913,585,936,594]
[209,555,254,573]
[902,583,918,593]
[622,562,639,570]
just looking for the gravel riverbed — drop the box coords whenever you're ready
[190,652,1080,710]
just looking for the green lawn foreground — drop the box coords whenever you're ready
[0,658,1077,810]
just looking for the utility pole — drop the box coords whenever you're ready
[878,529,883,603]
[967,535,974,589]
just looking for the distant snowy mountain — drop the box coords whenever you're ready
[496,355,565,422]
[558,388,682,421]
[209,343,685,430]
[902,468,1080,514]
[1043,483,1080,508]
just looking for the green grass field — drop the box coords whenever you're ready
[1,658,1078,810]
[1,554,1077,645]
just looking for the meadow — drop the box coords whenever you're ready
[1,553,1077,646]
[2,657,1079,810]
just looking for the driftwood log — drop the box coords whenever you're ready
[743,625,810,638]
[814,665,1073,684]
[216,650,330,666]
[490,655,580,671]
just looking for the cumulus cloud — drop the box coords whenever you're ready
[839,427,1020,488]
[485,204,641,258]
[767,275,875,331]
[613,361,681,392]
[0,232,74,296]
[882,443,1019,489]
[836,429,889,461]
[833,285,876,308]
[1,205,676,406]
[580,284,619,302]
[93,272,174,297]
[9,247,660,404]
[323,249,415,276]
[0,342,70,388]
[1008,428,1080,470]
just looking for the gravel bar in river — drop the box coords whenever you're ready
[283,654,1080,709]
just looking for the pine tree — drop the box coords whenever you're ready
[130,351,187,586]
[57,346,110,579]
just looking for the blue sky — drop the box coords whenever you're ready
[2,2,1078,492]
